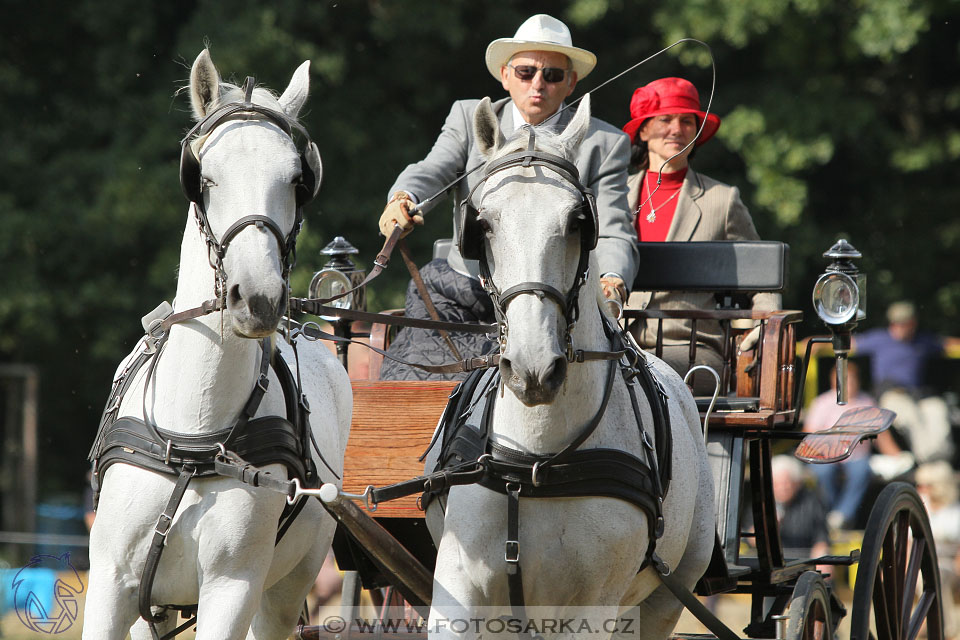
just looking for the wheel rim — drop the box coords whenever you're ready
[851,482,943,640]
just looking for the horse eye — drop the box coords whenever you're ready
[479,218,492,233]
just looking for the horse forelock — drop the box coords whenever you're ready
[489,125,571,165]
[189,84,298,155]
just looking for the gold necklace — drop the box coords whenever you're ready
[642,174,681,223]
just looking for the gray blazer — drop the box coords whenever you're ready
[389,97,639,286]
[626,168,781,351]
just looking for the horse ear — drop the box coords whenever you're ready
[304,142,323,198]
[189,49,221,119]
[474,97,501,158]
[279,60,311,118]
[560,93,591,153]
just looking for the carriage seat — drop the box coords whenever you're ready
[624,241,799,428]
[630,241,788,293]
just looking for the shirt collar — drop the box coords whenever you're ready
[508,102,565,134]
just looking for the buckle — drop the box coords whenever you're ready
[155,513,173,537]
[505,540,520,564]
[256,373,270,393]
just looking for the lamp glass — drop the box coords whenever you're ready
[813,272,859,325]
[308,269,353,321]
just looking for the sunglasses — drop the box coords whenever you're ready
[507,64,568,83]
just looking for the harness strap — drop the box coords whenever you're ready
[288,320,500,374]
[505,482,528,623]
[654,567,739,640]
[159,298,224,333]
[213,452,297,499]
[140,465,195,636]
[533,356,618,472]
[369,460,485,506]
[289,300,496,334]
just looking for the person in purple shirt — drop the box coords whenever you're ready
[855,301,945,392]
[853,301,957,464]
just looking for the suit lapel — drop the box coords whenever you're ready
[666,169,704,241]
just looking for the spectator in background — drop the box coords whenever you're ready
[802,362,895,530]
[854,301,958,464]
[771,455,830,559]
[83,468,96,531]
[915,461,960,639]
[308,551,343,621]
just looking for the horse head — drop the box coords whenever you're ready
[185,49,322,338]
[471,94,594,406]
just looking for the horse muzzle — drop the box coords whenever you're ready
[227,283,286,338]
[500,353,567,406]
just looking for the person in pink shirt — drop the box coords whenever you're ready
[802,362,899,529]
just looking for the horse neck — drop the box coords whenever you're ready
[492,261,613,453]
[149,207,267,434]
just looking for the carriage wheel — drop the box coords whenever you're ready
[850,482,943,640]
[785,571,834,640]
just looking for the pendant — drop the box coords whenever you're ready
[646,209,656,223]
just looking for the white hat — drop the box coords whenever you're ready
[485,14,597,82]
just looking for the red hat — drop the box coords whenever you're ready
[622,77,721,146]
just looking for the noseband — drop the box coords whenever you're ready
[180,76,317,301]
[467,129,597,361]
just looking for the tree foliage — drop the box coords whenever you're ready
[1,0,957,494]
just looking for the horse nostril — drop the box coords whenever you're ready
[543,356,567,389]
[500,357,524,390]
[228,284,243,308]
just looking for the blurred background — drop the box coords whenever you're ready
[0,0,957,574]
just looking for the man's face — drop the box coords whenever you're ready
[500,51,577,125]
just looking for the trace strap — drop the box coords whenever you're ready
[285,319,500,375]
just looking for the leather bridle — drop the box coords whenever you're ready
[464,131,597,362]
[180,76,316,303]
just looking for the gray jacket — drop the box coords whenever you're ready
[389,97,638,285]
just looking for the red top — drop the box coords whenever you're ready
[636,168,687,242]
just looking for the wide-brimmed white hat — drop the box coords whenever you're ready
[485,14,596,81]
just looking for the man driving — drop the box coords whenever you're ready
[377,14,638,379]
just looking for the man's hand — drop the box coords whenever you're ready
[600,276,627,319]
[378,191,423,238]
[600,276,627,304]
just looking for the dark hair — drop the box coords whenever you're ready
[628,116,700,172]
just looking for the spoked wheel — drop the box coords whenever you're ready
[786,571,834,640]
[851,482,943,640]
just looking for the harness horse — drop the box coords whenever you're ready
[84,50,352,640]
[417,95,715,638]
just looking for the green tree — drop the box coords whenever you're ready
[1,0,957,497]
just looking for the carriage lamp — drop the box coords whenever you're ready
[310,236,366,368]
[812,238,866,404]
[309,236,366,318]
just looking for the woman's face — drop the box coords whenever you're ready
[640,113,698,171]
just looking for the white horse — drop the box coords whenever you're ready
[83,50,352,640]
[425,95,715,639]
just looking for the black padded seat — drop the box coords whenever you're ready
[632,241,789,293]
